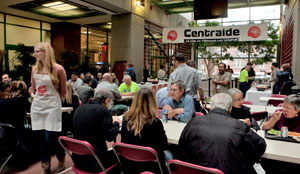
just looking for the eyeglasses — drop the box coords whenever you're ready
[34,50,44,53]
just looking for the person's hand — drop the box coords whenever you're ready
[163,104,172,111]
[212,80,217,84]
[112,116,122,125]
[273,111,282,122]
[239,118,251,127]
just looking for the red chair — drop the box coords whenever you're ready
[267,99,284,106]
[278,103,284,107]
[270,94,287,98]
[163,84,168,88]
[152,86,157,95]
[195,112,204,117]
[158,109,162,118]
[158,84,163,90]
[251,111,268,127]
[58,136,119,174]
[167,159,224,174]
[242,101,253,105]
[112,142,164,174]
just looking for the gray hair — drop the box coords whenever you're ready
[284,94,300,110]
[171,80,186,92]
[94,89,113,103]
[211,93,232,111]
[123,75,131,81]
[228,88,243,99]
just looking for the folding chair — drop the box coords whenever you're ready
[270,94,287,98]
[152,86,157,95]
[195,112,204,117]
[163,84,168,88]
[58,136,119,174]
[242,101,253,105]
[251,111,268,127]
[167,159,224,174]
[112,142,164,174]
[267,99,283,106]
[158,84,163,90]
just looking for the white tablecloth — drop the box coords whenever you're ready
[138,82,168,90]
[245,87,272,106]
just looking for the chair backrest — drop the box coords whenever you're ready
[270,94,287,98]
[242,101,253,105]
[163,84,168,88]
[158,84,163,90]
[58,136,107,173]
[152,86,157,94]
[251,111,268,121]
[167,159,224,174]
[112,142,164,174]
[278,103,284,107]
[158,109,162,118]
[267,99,283,106]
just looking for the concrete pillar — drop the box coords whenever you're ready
[51,22,81,60]
[111,13,144,82]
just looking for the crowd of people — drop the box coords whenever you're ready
[1,42,300,174]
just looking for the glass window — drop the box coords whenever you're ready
[42,31,51,43]
[250,5,280,21]
[81,27,87,57]
[42,22,51,30]
[0,13,3,22]
[223,7,250,23]
[0,24,4,50]
[6,25,40,46]
[6,15,40,28]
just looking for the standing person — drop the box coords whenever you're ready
[157,64,166,80]
[179,93,266,174]
[121,88,170,173]
[168,53,205,114]
[226,65,234,74]
[212,62,232,95]
[126,64,136,82]
[143,64,151,83]
[267,62,280,94]
[247,63,256,89]
[239,64,253,98]
[30,42,67,174]
[277,63,294,95]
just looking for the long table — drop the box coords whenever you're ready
[162,120,300,164]
[245,87,272,105]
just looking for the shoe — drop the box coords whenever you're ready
[41,162,51,174]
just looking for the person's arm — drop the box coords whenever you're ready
[212,83,216,95]
[176,97,195,123]
[102,108,120,142]
[57,65,67,100]
[31,67,36,94]
[262,110,282,130]
[243,128,266,163]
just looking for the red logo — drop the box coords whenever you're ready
[38,85,47,94]
[167,30,177,41]
[248,26,261,38]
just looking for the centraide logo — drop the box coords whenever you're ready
[167,30,177,41]
[248,26,261,38]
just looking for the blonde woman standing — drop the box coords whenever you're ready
[30,42,67,174]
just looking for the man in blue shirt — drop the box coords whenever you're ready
[161,80,195,123]
[156,87,168,109]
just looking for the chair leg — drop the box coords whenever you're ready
[0,154,13,173]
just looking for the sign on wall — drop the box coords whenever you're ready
[162,23,268,43]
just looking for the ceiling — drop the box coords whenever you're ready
[151,0,284,14]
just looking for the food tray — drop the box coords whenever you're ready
[265,129,300,144]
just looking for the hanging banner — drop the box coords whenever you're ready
[162,23,268,43]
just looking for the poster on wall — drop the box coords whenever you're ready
[162,23,268,43]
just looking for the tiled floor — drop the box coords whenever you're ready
[5,155,74,174]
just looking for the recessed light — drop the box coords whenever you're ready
[42,1,64,7]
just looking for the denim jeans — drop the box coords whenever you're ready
[38,130,65,163]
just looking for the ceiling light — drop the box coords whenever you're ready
[137,0,145,7]
[42,1,64,7]
[107,22,112,25]
[50,4,78,11]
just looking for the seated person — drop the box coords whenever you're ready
[96,73,128,115]
[156,87,168,109]
[74,76,94,104]
[179,93,266,174]
[118,75,139,96]
[68,72,83,88]
[161,80,194,123]
[262,94,300,132]
[72,89,121,173]
[228,88,260,130]
[121,88,170,173]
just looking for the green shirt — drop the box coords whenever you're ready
[240,69,248,83]
[118,81,139,94]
